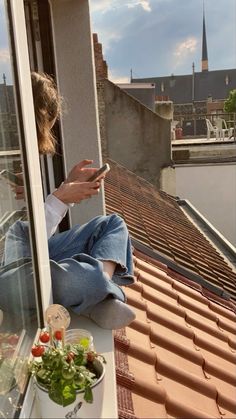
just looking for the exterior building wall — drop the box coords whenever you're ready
[117,83,156,111]
[96,80,107,157]
[207,100,225,114]
[50,0,104,225]
[155,101,174,119]
[175,163,236,246]
[92,34,172,187]
[93,34,108,157]
[103,80,172,187]
[93,33,108,80]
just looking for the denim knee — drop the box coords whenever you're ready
[106,214,127,231]
[7,220,29,238]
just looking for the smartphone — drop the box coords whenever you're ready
[88,163,110,182]
[0,170,23,187]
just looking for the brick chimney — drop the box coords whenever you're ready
[93,33,108,156]
[93,33,108,80]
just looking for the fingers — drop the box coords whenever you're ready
[90,181,101,189]
[75,182,100,200]
[14,186,25,200]
[77,159,93,169]
[53,180,100,204]
[82,182,100,195]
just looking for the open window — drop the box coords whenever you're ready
[0,1,51,416]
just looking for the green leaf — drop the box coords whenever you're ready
[62,384,76,407]
[74,352,84,366]
[224,89,236,113]
[49,385,64,406]
[84,385,93,403]
[36,368,51,386]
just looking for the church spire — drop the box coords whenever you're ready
[201,1,208,72]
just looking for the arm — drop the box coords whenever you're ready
[14,161,104,239]
[44,194,68,239]
[45,179,100,238]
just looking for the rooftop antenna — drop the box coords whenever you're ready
[130,68,133,82]
[201,0,209,72]
[192,62,195,102]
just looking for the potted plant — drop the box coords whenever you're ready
[29,328,106,419]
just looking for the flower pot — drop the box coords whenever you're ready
[35,359,105,418]
[65,329,94,350]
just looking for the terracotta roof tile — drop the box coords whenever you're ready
[104,159,236,417]
[104,159,236,302]
[114,252,236,419]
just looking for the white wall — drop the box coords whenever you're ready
[50,0,104,225]
[175,163,236,246]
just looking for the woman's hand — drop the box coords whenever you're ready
[13,185,25,200]
[12,174,25,200]
[53,180,100,204]
[65,160,99,183]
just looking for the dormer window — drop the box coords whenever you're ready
[225,75,229,85]
[161,82,165,92]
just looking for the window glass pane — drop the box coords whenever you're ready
[0,1,39,416]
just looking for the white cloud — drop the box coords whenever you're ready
[108,69,130,83]
[127,1,151,12]
[90,0,151,13]
[94,28,122,53]
[0,48,10,63]
[90,0,113,13]
[174,38,197,58]
[172,37,198,71]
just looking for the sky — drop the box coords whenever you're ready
[0,0,11,83]
[0,0,235,86]
[90,0,236,83]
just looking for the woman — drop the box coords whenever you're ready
[3,72,135,329]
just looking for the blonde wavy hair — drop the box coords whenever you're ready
[31,72,61,155]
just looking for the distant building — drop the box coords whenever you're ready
[0,74,18,150]
[116,83,156,111]
[132,9,236,136]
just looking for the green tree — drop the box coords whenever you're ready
[224,89,236,113]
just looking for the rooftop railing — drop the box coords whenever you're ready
[172,112,236,140]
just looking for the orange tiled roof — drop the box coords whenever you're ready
[104,159,236,418]
[104,159,236,302]
[115,250,236,419]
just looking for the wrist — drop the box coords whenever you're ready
[53,183,79,205]
[53,185,67,204]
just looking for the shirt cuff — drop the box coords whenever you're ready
[45,193,69,218]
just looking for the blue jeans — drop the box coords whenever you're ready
[3,214,134,314]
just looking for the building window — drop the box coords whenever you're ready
[161,82,165,92]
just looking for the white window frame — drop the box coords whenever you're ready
[9,0,52,313]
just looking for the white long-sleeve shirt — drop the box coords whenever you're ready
[44,193,69,239]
